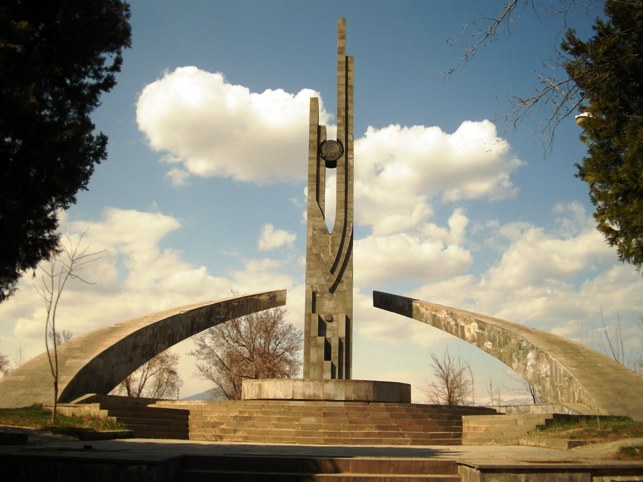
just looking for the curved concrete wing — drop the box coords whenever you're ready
[0,290,286,408]
[373,291,643,420]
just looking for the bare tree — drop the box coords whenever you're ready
[54,329,74,345]
[0,349,9,376]
[447,0,603,143]
[112,350,182,399]
[35,232,102,422]
[599,310,627,366]
[424,349,472,406]
[638,318,643,376]
[190,307,302,400]
[504,372,541,404]
[11,344,23,371]
[525,381,539,404]
[597,311,642,375]
[446,0,523,77]
[486,377,503,406]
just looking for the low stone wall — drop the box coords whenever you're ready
[459,462,643,482]
[491,403,582,415]
[53,403,112,421]
[242,378,411,403]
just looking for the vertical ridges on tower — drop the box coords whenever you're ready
[303,18,354,380]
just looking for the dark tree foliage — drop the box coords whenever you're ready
[562,0,642,269]
[0,0,131,302]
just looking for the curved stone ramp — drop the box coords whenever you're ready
[373,291,643,420]
[0,290,286,408]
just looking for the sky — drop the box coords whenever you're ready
[1,0,641,403]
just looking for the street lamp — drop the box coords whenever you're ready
[575,112,591,128]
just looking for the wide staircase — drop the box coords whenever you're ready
[157,400,496,445]
[96,398,190,439]
[177,454,461,481]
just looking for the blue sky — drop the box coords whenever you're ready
[1,0,641,402]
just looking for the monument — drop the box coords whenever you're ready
[242,18,410,403]
[0,20,640,455]
[242,18,643,416]
[303,17,354,380]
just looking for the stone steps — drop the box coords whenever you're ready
[191,431,462,445]
[98,403,190,439]
[87,398,495,445]
[190,412,463,420]
[462,413,554,445]
[190,420,458,432]
[177,455,460,481]
[174,400,495,445]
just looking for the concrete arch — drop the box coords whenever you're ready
[373,291,643,420]
[0,290,286,408]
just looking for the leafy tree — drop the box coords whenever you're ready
[0,0,131,302]
[423,349,473,406]
[563,0,643,269]
[112,350,183,399]
[190,307,303,400]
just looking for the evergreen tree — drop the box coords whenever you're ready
[563,0,643,269]
[0,0,131,302]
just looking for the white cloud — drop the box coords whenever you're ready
[136,69,522,218]
[137,67,330,184]
[422,208,470,245]
[0,208,296,362]
[230,257,294,294]
[258,224,296,251]
[355,121,522,215]
[165,166,191,186]
[354,290,453,349]
[481,205,615,291]
[409,204,643,345]
[355,231,472,286]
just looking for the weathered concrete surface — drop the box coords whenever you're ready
[0,290,286,408]
[373,291,643,420]
[242,378,411,402]
[304,18,354,380]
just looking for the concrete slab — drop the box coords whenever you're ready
[0,427,640,463]
[1,428,641,481]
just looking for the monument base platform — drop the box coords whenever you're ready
[241,378,411,403]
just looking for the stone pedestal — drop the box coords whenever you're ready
[241,378,411,403]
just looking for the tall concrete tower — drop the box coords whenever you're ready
[303,18,354,380]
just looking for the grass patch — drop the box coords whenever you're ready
[533,415,643,441]
[615,445,643,460]
[0,405,124,432]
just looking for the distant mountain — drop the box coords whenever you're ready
[181,389,225,401]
